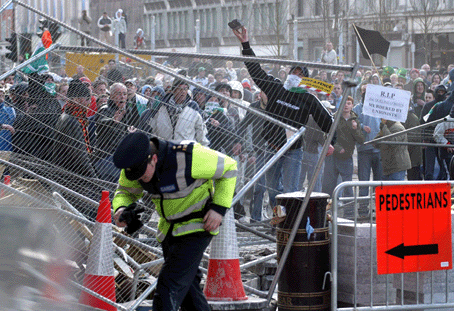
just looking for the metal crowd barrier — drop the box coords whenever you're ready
[331,180,454,311]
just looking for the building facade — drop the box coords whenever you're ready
[89,0,290,57]
[290,0,454,70]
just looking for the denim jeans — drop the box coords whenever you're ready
[300,149,324,192]
[424,147,446,180]
[94,155,121,183]
[266,147,303,208]
[250,150,268,221]
[322,156,353,197]
[357,151,383,197]
[383,170,406,181]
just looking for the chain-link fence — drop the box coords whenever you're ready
[0,0,361,309]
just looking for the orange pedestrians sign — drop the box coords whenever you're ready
[376,183,452,274]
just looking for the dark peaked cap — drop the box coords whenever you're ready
[113,132,152,180]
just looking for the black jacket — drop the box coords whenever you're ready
[96,99,140,157]
[52,112,97,178]
[428,91,454,124]
[241,42,333,149]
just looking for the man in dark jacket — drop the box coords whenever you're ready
[233,26,334,207]
[233,27,333,134]
[95,82,139,182]
[52,79,99,219]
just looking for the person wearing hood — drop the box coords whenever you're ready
[137,85,166,133]
[134,28,145,49]
[95,82,139,182]
[233,27,334,207]
[147,79,209,146]
[112,9,127,48]
[228,80,250,121]
[420,84,447,180]
[411,77,426,118]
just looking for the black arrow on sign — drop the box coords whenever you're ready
[385,243,439,259]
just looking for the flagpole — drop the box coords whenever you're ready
[353,23,383,84]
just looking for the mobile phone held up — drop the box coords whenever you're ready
[228,19,244,31]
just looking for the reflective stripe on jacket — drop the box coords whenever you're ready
[112,139,237,242]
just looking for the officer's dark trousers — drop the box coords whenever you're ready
[153,231,213,311]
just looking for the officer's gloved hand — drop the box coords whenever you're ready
[119,202,145,234]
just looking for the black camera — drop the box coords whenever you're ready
[228,19,244,31]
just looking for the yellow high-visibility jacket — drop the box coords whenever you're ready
[112,138,237,242]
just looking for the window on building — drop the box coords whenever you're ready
[269,3,275,23]
[297,0,304,17]
[298,47,304,61]
[254,4,260,30]
[158,13,163,36]
[206,9,212,33]
[212,9,217,31]
[241,5,248,21]
[315,0,322,16]
[222,7,228,30]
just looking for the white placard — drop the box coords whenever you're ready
[363,84,411,122]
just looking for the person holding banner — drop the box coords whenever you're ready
[353,86,383,210]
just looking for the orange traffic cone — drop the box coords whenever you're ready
[1,175,10,198]
[79,191,116,310]
[42,260,70,301]
[204,208,247,301]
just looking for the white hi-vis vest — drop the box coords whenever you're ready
[113,139,237,242]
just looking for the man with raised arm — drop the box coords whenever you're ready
[232,26,335,202]
[232,26,334,134]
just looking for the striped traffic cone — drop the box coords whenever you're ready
[79,191,116,310]
[204,208,248,301]
[1,175,10,198]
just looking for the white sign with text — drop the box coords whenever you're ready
[363,84,411,122]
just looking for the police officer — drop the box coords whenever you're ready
[112,132,237,311]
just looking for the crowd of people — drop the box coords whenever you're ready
[2,36,454,222]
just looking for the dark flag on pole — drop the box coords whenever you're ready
[353,25,390,60]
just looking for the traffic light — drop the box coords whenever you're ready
[20,33,32,60]
[48,21,62,42]
[37,18,49,37]
[5,32,18,62]
[37,19,61,42]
